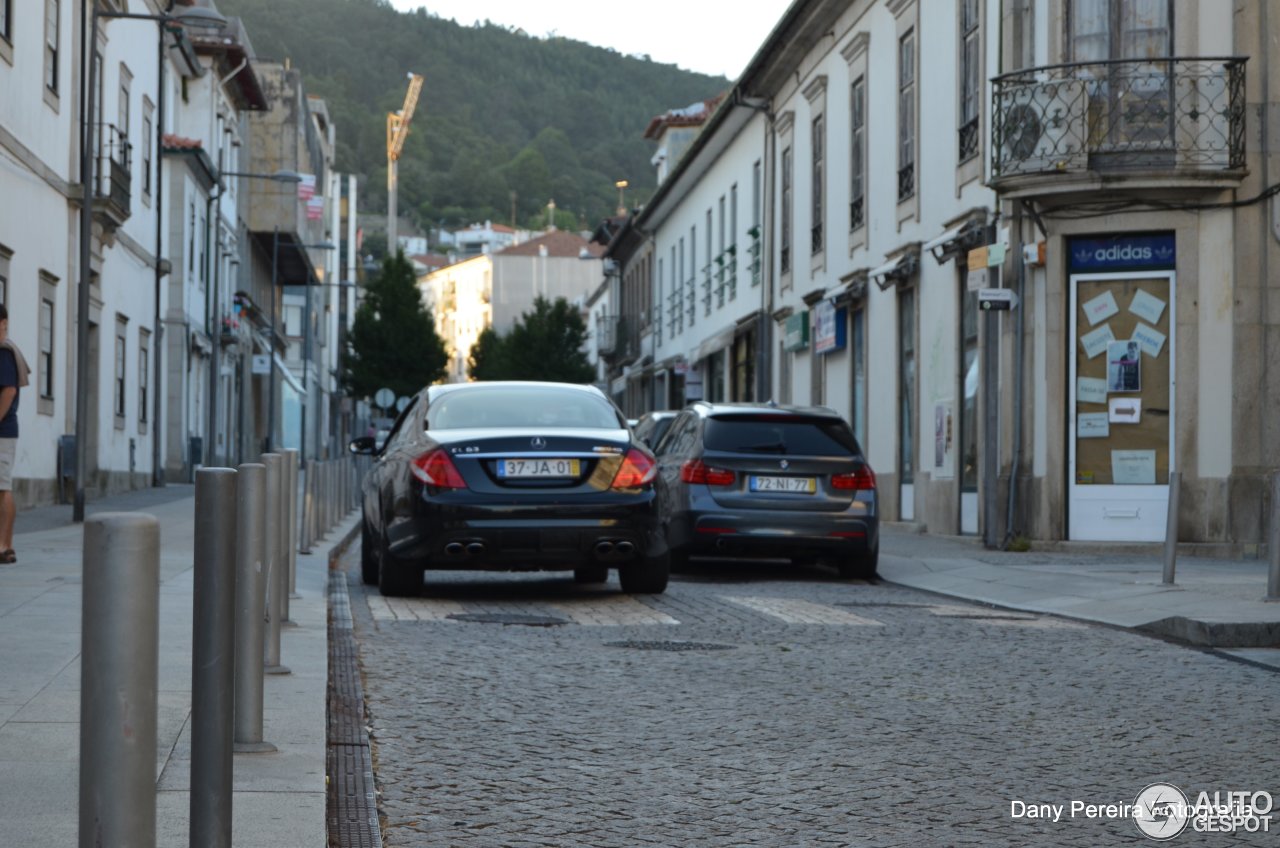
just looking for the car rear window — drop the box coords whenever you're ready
[703,415,861,456]
[427,387,622,430]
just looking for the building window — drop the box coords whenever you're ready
[114,319,127,423]
[959,0,981,161]
[898,289,916,484]
[1070,0,1172,63]
[780,146,793,274]
[778,341,792,405]
[733,326,755,402]
[188,202,196,275]
[810,318,825,406]
[811,114,824,254]
[0,245,9,305]
[655,257,663,346]
[704,210,713,315]
[38,270,56,415]
[141,100,154,201]
[960,271,979,492]
[750,161,762,287]
[118,64,131,157]
[897,29,916,201]
[284,304,302,337]
[687,225,697,327]
[850,77,866,232]
[138,332,149,427]
[43,0,58,93]
[1,0,13,44]
[728,184,738,300]
[39,299,53,400]
[852,305,866,448]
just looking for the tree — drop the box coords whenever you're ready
[342,251,448,400]
[466,326,509,381]
[467,296,594,383]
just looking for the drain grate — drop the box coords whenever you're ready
[328,571,382,848]
[604,640,737,652]
[447,612,569,627]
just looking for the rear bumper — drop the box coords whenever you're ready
[386,495,665,570]
[672,510,878,558]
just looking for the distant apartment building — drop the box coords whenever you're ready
[420,229,604,381]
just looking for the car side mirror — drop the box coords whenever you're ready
[349,436,376,455]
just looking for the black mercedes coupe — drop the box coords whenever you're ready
[350,381,670,596]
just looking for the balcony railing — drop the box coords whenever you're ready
[94,123,132,226]
[991,57,1246,182]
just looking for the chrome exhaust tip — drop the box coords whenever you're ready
[594,540,615,556]
[615,540,635,555]
[465,542,485,556]
[444,542,465,556]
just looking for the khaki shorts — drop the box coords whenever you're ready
[0,439,14,491]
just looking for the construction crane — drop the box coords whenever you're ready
[386,72,424,255]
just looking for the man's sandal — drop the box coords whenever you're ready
[0,550,16,564]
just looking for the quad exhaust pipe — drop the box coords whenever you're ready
[593,539,636,561]
[444,541,486,558]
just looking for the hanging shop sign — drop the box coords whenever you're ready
[783,311,810,352]
[1068,233,1176,273]
[812,301,847,354]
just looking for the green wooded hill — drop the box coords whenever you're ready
[216,0,727,233]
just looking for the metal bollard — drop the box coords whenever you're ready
[1163,471,1181,585]
[191,468,237,848]
[300,458,313,554]
[233,463,276,753]
[261,453,291,674]
[1268,471,1280,600]
[79,513,160,848]
[284,449,301,602]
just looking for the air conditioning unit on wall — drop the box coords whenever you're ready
[1000,79,1088,175]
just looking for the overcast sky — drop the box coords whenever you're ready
[385,1,795,79]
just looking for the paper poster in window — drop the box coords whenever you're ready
[1080,323,1115,359]
[1106,340,1141,392]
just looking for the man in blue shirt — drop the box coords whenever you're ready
[0,304,24,563]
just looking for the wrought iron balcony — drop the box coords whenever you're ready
[93,123,132,228]
[991,57,1246,185]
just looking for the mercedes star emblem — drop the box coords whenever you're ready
[780,459,789,469]
[531,437,547,449]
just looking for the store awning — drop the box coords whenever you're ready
[871,247,921,291]
[922,214,990,264]
[694,326,737,362]
[820,270,868,304]
[273,352,304,395]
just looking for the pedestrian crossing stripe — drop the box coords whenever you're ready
[369,595,467,622]
[723,596,885,626]
[549,595,679,626]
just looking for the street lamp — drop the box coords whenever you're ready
[265,239,335,456]
[76,3,227,521]
[205,169,300,467]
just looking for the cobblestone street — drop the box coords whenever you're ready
[342,552,1280,846]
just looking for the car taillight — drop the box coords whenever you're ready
[831,464,876,491]
[610,449,657,488]
[680,459,736,486]
[410,448,467,489]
